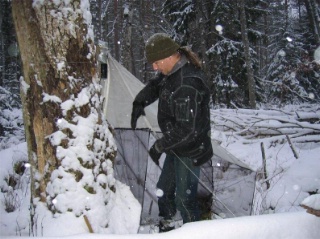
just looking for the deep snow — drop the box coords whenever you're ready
[1,105,320,238]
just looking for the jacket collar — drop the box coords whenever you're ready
[167,54,188,76]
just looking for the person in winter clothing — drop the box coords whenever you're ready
[131,33,213,231]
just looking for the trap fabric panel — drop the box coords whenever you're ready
[140,133,162,225]
[113,129,150,208]
[211,156,256,218]
[100,55,160,131]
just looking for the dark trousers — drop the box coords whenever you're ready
[156,154,200,223]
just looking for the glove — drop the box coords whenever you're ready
[149,143,162,166]
[131,103,145,129]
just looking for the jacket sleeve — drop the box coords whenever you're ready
[157,77,209,153]
[133,74,164,107]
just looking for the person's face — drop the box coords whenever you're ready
[152,56,176,75]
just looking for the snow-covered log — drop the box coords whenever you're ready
[211,105,320,143]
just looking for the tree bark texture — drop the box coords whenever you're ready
[12,0,115,209]
[12,0,56,202]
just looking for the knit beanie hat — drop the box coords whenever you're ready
[145,33,180,63]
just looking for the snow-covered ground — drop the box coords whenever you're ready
[1,105,320,238]
[1,212,320,239]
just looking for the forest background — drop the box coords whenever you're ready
[1,0,320,150]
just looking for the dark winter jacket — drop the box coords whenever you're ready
[133,55,213,166]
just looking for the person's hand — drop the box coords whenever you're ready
[131,103,145,129]
[149,143,162,166]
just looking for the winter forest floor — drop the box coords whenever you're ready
[0,104,320,238]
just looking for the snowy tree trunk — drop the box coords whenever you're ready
[12,0,116,228]
[113,0,120,61]
[239,0,256,109]
[122,3,135,74]
[304,0,320,44]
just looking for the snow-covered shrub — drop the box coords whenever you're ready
[0,108,25,150]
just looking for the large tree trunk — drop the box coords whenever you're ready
[12,0,59,203]
[12,0,116,233]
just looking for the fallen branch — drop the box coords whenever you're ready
[212,107,320,142]
[301,205,320,217]
[260,142,270,189]
[286,135,299,159]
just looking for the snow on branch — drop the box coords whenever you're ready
[301,194,320,217]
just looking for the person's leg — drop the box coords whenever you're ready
[174,156,201,223]
[156,154,176,220]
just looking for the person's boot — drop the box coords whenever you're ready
[158,219,175,233]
